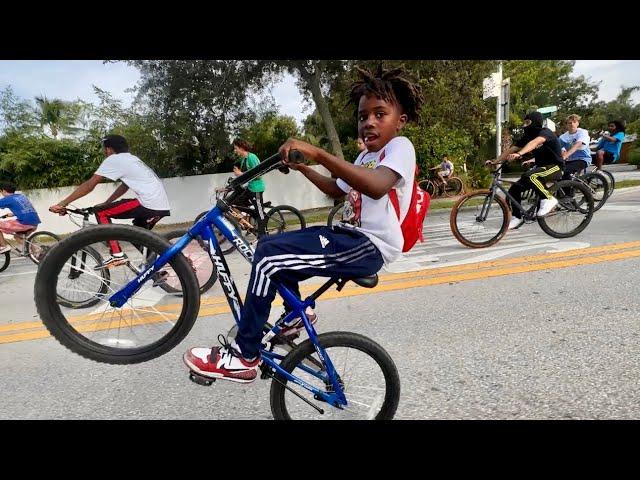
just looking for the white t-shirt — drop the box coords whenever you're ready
[336,136,416,265]
[559,128,591,163]
[95,153,171,211]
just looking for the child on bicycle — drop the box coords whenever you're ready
[0,181,41,254]
[437,155,454,184]
[184,65,424,383]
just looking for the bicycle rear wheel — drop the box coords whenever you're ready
[598,169,615,198]
[158,229,217,295]
[265,205,306,235]
[55,245,110,309]
[581,173,608,211]
[269,332,400,420]
[26,231,60,264]
[450,190,510,248]
[35,225,200,364]
[444,177,464,197]
[537,180,594,238]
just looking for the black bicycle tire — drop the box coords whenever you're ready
[158,229,218,295]
[265,205,306,234]
[444,177,464,197]
[599,169,615,198]
[449,190,510,248]
[55,245,110,309]
[0,252,9,273]
[581,173,609,212]
[327,202,346,227]
[419,179,436,197]
[195,210,238,254]
[269,331,401,420]
[537,180,594,238]
[26,230,61,265]
[35,225,201,364]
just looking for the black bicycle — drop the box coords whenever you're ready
[450,162,595,248]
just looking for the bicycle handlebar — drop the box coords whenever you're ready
[227,150,304,191]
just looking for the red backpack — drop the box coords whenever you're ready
[388,164,431,252]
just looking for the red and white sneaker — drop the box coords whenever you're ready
[279,307,318,337]
[183,335,260,384]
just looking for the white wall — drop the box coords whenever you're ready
[8,165,334,234]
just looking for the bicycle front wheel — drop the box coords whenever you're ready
[269,332,400,420]
[265,205,306,235]
[0,252,9,273]
[158,229,217,295]
[418,179,436,197]
[450,190,510,248]
[35,225,201,364]
[537,180,594,238]
[26,231,61,264]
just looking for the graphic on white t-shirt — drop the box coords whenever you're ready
[336,136,416,264]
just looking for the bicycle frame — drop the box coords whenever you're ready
[107,152,349,409]
[479,165,538,222]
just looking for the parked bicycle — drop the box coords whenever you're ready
[418,167,464,198]
[0,214,59,273]
[35,150,400,420]
[450,162,595,248]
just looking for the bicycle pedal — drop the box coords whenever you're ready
[188,371,215,386]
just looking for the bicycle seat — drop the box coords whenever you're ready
[347,274,378,289]
[263,201,272,208]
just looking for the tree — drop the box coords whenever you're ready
[0,86,38,134]
[502,60,599,132]
[34,95,86,139]
[237,110,299,162]
[278,60,352,160]
[124,60,276,175]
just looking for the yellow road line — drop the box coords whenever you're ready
[2,246,639,345]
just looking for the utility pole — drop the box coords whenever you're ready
[496,62,503,159]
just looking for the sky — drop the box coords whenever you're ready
[1,60,639,127]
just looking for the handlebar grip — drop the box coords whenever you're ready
[288,149,305,164]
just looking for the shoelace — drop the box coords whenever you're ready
[213,334,241,361]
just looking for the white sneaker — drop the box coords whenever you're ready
[537,197,559,217]
[508,217,524,230]
[0,245,11,254]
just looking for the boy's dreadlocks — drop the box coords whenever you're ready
[348,64,424,122]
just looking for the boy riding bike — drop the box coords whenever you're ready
[0,181,41,254]
[184,65,425,383]
[49,134,171,268]
[486,111,565,230]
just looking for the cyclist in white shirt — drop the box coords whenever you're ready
[49,134,171,268]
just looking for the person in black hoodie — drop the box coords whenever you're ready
[486,111,564,230]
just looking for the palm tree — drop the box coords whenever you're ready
[35,96,69,139]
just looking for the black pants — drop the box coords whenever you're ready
[508,165,562,219]
[562,160,588,180]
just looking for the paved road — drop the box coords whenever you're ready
[0,187,638,419]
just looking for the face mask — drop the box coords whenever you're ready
[523,112,544,137]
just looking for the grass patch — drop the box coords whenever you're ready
[614,179,640,189]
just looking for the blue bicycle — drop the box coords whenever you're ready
[35,151,400,420]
